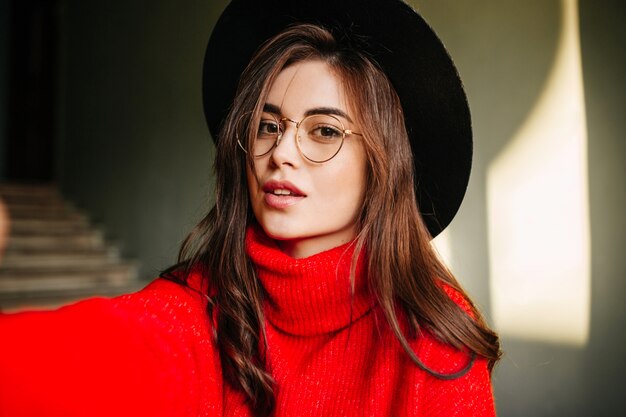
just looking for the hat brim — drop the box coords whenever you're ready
[203,0,472,238]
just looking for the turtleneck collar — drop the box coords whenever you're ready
[245,224,375,336]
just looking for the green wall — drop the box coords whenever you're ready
[0,0,9,179]
[579,0,626,412]
[58,0,228,279]
[415,0,626,415]
[414,0,561,315]
[56,0,625,415]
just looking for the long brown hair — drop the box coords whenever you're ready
[165,23,501,416]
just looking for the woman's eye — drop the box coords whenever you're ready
[258,120,280,136]
[310,125,342,140]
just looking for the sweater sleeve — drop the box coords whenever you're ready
[416,283,496,416]
[418,352,495,416]
[0,277,223,417]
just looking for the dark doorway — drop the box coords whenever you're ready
[6,0,59,181]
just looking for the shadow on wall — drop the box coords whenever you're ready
[432,0,591,347]
[416,0,562,310]
[487,2,593,414]
[487,0,590,349]
[419,0,626,415]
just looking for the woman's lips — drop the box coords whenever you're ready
[264,193,305,208]
[262,180,306,209]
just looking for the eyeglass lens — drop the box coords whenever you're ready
[254,114,346,162]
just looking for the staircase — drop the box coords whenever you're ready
[0,184,142,312]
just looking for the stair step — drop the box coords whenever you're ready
[4,246,114,256]
[0,183,59,197]
[0,262,135,275]
[7,207,85,221]
[10,218,91,234]
[0,282,145,313]
[6,228,101,238]
[7,232,105,251]
[0,264,138,293]
[5,201,77,215]
[0,194,66,206]
[0,182,141,312]
[1,250,119,269]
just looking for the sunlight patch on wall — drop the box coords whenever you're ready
[432,228,453,270]
[487,0,590,346]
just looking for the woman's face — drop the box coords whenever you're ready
[247,60,367,259]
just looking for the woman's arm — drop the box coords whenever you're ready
[0,278,222,417]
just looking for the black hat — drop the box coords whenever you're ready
[203,0,472,238]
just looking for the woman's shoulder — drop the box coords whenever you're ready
[96,267,216,343]
[410,282,495,415]
[407,280,481,375]
[437,279,476,318]
[136,268,210,309]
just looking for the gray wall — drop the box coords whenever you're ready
[0,0,9,179]
[415,0,626,415]
[57,0,226,278]
[579,0,626,412]
[414,0,561,315]
[56,0,625,414]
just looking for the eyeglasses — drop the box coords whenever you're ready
[242,113,363,163]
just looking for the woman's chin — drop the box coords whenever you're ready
[264,229,306,244]
[257,223,357,259]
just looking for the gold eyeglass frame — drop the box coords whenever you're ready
[237,114,363,163]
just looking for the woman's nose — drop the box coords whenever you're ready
[270,121,301,167]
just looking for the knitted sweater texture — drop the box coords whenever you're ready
[0,226,495,416]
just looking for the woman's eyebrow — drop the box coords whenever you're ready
[263,103,353,123]
[263,103,281,114]
[304,107,353,123]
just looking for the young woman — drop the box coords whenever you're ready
[0,1,501,416]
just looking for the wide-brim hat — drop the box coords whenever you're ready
[203,0,472,238]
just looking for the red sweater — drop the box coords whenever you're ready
[0,226,495,416]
